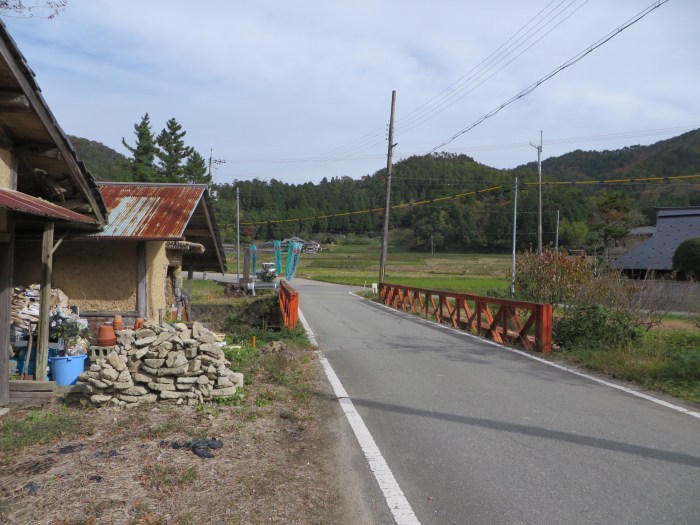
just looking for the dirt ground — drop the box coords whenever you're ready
[0,345,360,525]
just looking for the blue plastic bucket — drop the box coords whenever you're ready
[49,354,87,386]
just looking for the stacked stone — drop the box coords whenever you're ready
[78,321,243,407]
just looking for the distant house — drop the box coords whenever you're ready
[614,207,700,274]
[279,237,321,253]
[14,182,226,327]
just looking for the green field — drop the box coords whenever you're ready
[293,238,512,294]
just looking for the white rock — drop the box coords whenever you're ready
[100,367,119,381]
[144,358,165,368]
[107,351,126,372]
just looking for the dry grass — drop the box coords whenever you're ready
[0,344,345,525]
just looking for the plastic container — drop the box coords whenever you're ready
[15,346,60,379]
[49,354,88,386]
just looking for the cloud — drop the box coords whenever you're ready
[3,0,699,183]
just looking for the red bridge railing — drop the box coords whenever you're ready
[279,280,299,329]
[379,283,552,353]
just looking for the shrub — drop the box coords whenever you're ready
[553,304,640,350]
[515,249,591,306]
[672,237,700,278]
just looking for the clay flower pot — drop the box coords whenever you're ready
[96,323,117,346]
[134,318,144,330]
[113,314,124,331]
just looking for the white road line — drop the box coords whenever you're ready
[355,292,700,421]
[298,309,421,525]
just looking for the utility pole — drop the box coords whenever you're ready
[208,149,226,184]
[511,177,518,298]
[530,131,543,253]
[555,209,560,250]
[236,186,240,284]
[379,90,397,284]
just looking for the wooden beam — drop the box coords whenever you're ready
[0,223,14,406]
[35,222,54,381]
[183,228,213,238]
[0,91,29,111]
[16,143,61,159]
[9,380,55,392]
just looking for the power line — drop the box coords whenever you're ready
[240,185,505,226]
[397,0,591,135]
[235,173,698,227]
[224,2,591,183]
[429,0,670,153]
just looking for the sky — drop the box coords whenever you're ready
[2,0,699,185]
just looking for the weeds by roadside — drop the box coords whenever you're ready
[0,318,342,525]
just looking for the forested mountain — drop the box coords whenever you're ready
[73,128,700,252]
[69,136,131,181]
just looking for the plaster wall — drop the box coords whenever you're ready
[146,241,168,319]
[13,240,138,311]
[0,149,11,189]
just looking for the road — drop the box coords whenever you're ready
[293,278,700,525]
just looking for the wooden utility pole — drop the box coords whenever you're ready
[379,90,396,284]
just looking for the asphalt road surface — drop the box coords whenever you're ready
[293,278,700,525]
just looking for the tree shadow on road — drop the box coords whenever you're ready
[350,397,700,468]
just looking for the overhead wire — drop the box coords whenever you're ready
[429,0,671,153]
[237,172,698,227]
[240,185,505,226]
[226,1,592,182]
[397,0,591,135]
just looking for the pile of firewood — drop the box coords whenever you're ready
[11,285,70,333]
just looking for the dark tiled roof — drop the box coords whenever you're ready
[615,207,700,271]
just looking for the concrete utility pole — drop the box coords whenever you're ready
[511,177,518,298]
[530,131,543,253]
[379,90,397,284]
[236,186,240,283]
[208,149,226,183]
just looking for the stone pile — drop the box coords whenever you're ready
[78,321,243,407]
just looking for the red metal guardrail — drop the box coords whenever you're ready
[279,280,299,330]
[379,282,553,353]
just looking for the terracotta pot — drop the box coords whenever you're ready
[96,323,117,346]
[134,318,144,330]
[113,314,124,331]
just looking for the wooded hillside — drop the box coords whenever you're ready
[74,129,700,252]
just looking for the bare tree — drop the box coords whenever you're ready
[0,1,67,18]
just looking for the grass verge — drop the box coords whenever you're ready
[557,329,700,404]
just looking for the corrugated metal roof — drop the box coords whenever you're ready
[615,207,700,271]
[93,183,206,239]
[0,188,98,224]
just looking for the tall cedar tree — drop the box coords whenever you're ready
[156,118,193,183]
[185,151,211,184]
[121,113,157,182]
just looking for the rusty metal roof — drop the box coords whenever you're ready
[86,182,227,273]
[0,188,98,224]
[94,183,206,239]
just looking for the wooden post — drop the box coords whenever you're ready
[35,222,54,381]
[0,226,14,404]
[536,303,553,353]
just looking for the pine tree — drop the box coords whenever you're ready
[156,118,193,183]
[184,151,211,184]
[122,113,157,182]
